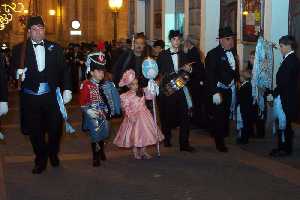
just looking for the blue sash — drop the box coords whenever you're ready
[23,83,50,95]
[56,87,75,134]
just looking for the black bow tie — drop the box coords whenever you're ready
[171,52,178,55]
[33,42,44,47]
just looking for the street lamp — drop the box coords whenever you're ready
[108,0,123,42]
[49,9,56,16]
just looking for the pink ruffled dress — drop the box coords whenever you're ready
[113,91,164,148]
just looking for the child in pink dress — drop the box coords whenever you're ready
[113,69,164,159]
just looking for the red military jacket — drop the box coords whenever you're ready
[80,80,104,107]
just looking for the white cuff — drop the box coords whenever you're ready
[16,68,27,81]
[0,132,4,140]
[213,93,222,105]
[0,102,8,116]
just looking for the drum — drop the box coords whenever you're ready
[161,69,191,96]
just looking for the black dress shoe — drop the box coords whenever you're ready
[217,146,228,153]
[49,155,60,167]
[269,148,280,156]
[180,146,196,152]
[270,149,290,157]
[32,165,46,174]
[93,158,101,167]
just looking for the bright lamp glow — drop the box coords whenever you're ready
[70,30,82,36]
[108,0,123,11]
[71,20,81,30]
[23,9,29,14]
[242,10,249,16]
[49,9,56,16]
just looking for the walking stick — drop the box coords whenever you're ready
[18,0,33,88]
[152,95,160,157]
[142,57,160,157]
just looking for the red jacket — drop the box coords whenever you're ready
[80,80,103,106]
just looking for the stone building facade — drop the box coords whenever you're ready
[188,0,201,46]
[0,0,130,47]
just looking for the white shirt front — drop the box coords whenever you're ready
[170,48,179,72]
[225,51,236,71]
[32,40,45,72]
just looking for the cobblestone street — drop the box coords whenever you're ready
[0,92,300,200]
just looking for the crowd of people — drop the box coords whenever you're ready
[0,16,300,175]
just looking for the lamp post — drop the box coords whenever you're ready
[108,0,123,42]
[48,9,56,16]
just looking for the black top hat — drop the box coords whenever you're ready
[218,27,236,39]
[27,16,44,29]
[168,30,182,41]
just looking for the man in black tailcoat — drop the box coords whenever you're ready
[205,27,239,152]
[269,35,300,157]
[157,30,195,152]
[11,16,72,174]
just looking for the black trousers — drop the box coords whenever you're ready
[190,86,208,128]
[159,91,190,148]
[240,115,254,144]
[212,89,232,148]
[161,115,190,148]
[253,104,266,138]
[22,92,63,166]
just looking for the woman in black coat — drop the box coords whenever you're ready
[270,35,300,157]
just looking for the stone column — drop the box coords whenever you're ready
[264,0,289,88]
[200,0,220,55]
[184,0,189,36]
[189,0,201,48]
[135,0,146,34]
[149,0,155,40]
[162,0,175,46]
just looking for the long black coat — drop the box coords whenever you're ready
[205,45,240,96]
[0,54,8,102]
[11,39,71,135]
[157,49,190,129]
[274,53,300,121]
[186,47,205,89]
[11,40,71,93]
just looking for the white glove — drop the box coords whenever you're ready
[0,102,8,116]
[267,94,273,102]
[252,96,258,105]
[213,93,222,105]
[0,132,4,140]
[16,68,27,82]
[86,109,99,119]
[63,90,72,104]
